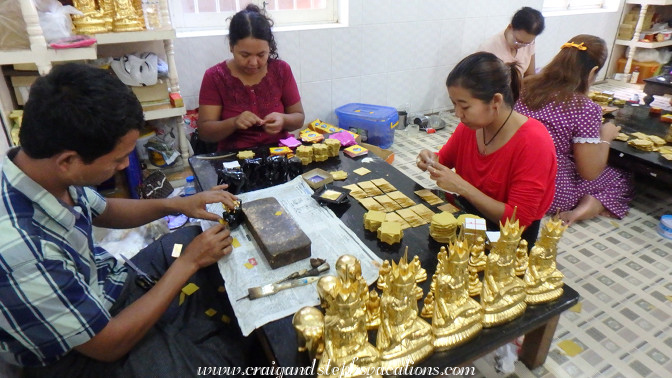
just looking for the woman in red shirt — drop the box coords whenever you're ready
[416,52,557,247]
[198,4,305,151]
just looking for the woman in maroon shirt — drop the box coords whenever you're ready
[198,4,305,151]
[416,52,557,247]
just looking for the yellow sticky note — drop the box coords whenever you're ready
[221,314,231,324]
[244,262,254,269]
[217,286,226,293]
[666,295,672,302]
[171,243,183,258]
[204,308,217,317]
[232,238,241,248]
[557,340,583,357]
[275,211,283,216]
[182,283,200,296]
[354,167,371,176]
[569,302,582,313]
[178,292,186,306]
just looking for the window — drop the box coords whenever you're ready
[543,0,619,14]
[169,0,339,30]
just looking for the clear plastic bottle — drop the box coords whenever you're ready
[630,67,640,84]
[183,175,197,196]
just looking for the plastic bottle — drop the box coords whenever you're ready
[183,176,197,196]
[630,67,640,84]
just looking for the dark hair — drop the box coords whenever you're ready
[446,52,522,107]
[521,34,607,110]
[229,4,278,59]
[511,7,545,36]
[20,63,144,163]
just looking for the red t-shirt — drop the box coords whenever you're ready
[437,118,557,227]
[199,59,301,151]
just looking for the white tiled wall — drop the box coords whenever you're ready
[174,0,621,125]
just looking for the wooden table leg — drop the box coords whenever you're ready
[518,315,560,369]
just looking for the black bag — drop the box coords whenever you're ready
[138,171,174,199]
[190,129,218,155]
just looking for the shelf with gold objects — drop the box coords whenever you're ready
[0,46,97,66]
[94,29,177,45]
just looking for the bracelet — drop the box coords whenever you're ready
[600,140,611,145]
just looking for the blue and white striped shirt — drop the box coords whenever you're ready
[0,149,128,367]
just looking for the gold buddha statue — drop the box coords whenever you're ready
[293,306,325,361]
[97,0,115,31]
[467,264,482,297]
[377,251,434,369]
[515,239,529,276]
[432,240,483,350]
[317,256,381,378]
[524,218,567,304]
[377,259,391,291]
[467,236,486,297]
[411,255,426,300]
[468,236,487,272]
[431,247,448,295]
[480,217,527,327]
[71,0,108,34]
[412,255,427,283]
[366,289,381,330]
[112,0,145,31]
[420,291,434,319]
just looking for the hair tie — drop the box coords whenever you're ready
[561,42,587,51]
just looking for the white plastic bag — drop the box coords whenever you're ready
[35,0,82,43]
[632,48,672,64]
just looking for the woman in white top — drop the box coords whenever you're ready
[479,7,545,77]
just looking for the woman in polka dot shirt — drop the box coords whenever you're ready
[515,34,633,225]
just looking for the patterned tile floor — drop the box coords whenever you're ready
[387,82,672,377]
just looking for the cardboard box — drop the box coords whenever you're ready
[360,142,394,164]
[131,79,169,103]
[616,58,660,84]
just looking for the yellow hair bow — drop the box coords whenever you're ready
[561,42,587,51]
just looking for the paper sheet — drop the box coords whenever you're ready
[201,177,381,336]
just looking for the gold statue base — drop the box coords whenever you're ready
[317,355,382,378]
[73,17,108,34]
[526,287,563,305]
[433,321,482,351]
[482,301,526,328]
[379,341,434,370]
[113,18,145,32]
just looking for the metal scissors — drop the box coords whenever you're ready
[120,254,158,290]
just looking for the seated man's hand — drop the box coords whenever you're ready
[235,111,264,130]
[175,185,238,221]
[183,223,233,268]
[262,112,285,134]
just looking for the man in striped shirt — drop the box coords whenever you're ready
[0,63,248,376]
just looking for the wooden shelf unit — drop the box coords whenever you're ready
[0,0,190,165]
[608,0,672,80]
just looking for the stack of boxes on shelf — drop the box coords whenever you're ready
[616,4,664,83]
[618,5,655,41]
